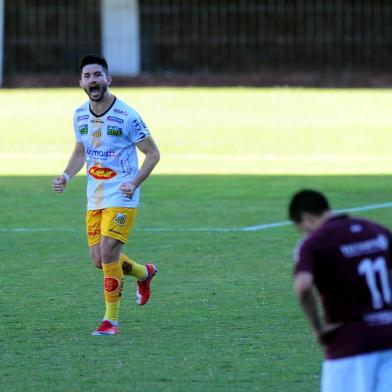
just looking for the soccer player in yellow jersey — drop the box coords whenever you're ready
[51,54,160,335]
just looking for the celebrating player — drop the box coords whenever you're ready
[290,190,392,392]
[51,54,160,335]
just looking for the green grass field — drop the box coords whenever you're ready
[2,88,392,391]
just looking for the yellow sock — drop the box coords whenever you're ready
[120,253,147,280]
[102,261,123,322]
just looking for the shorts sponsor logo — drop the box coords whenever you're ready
[104,277,120,292]
[114,213,126,226]
[86,148,116,159]
[77,115,89,122]
[78,125,88,135]
[107,125,122,136]
[88,166,117,180]
[114,108,128,116]
[88,228,101,238]
[107,116,124,124]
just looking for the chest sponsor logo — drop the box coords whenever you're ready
[88,166,117,180]
[114,108,128,116]
[91,118,104,124]
[78,124,88,135]
[107,125,122,136]
[114,213,126,226]
[104,277,121,293]
[86,148,116,159]
[76,107,87,113]
[77,115,89,122]
[107,116,124,124]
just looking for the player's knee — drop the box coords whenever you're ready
[100,246,117,263]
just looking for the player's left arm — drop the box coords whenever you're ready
[120,137,160,197]
[295,272,341,346]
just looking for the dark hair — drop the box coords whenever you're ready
[288,189,330,223]
[79,54,109,74]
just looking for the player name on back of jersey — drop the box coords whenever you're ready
[340,234,389,258]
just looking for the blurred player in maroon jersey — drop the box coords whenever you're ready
[290,190,392,392]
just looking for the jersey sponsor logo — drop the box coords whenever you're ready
[77,115,89,122]
[88,166,117,180]
[92,118,104,124]
[86,148,116,159]
[107,116,124,124]
[340,234,389,258]
[114,213,126,226]
[114,108,128,116]
[78,125,88,135]
[76,107,87,113]
[107,125,122,136]
[104,277,121,293]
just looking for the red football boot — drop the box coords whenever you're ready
[136,264,158,306]
[91,320,119,336]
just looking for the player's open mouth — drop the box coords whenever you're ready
[89,85,101,97]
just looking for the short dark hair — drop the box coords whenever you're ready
[79,54,109,74]
[288,189,330,223]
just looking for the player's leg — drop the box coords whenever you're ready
[102,207,157,306]
[375,349,392,392]
[321,353,378,392]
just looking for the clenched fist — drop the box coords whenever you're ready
[120,182,137,198]
[52,174,68,193]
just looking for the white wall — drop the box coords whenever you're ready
[0,0,4,86]
[101,0,140,76]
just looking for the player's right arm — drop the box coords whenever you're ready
[51,142,85,193]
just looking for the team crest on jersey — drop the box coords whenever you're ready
[92,129,102,139]
[104,277,121,292]
[107,125,122,136]
[78,125,88,135]
[88,166,117,180]
[114,213,126,226]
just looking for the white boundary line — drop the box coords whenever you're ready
[1,201,392,234]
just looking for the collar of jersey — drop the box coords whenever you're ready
[89,96,117,118]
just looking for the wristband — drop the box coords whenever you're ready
[63,172,70,183]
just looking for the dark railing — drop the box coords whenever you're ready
[4,1,392,75]
[140,0,392,73]
[4,0,101,75]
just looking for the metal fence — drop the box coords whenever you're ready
[4,1,392,76]
[140,0,392,73]
[4,0,101,75]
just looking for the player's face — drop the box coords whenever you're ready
[295,213,321,234]
[80,64,111,102]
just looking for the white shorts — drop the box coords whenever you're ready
[322,350,392,392]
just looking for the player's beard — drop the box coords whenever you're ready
[85,83,108,102]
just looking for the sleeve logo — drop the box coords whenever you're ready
[88,166,117,180]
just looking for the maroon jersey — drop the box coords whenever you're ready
[294,214,392,359]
